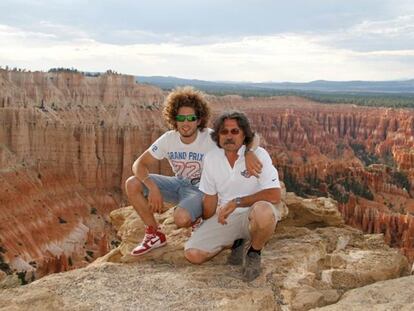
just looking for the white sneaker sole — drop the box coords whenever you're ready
[130,241,167,256]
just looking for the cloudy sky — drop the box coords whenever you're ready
[1,0,414,82]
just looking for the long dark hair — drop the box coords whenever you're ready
[211,111,254,147]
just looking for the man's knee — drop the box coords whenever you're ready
[250,201,276,230]
[184,248,209,264]
[174,208,192,228]
[125,176,143,196]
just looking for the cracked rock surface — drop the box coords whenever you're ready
[0,193,410,311]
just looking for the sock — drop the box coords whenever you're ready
[247,246,261,255]
[232,239,244,249]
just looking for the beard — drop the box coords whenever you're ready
[220,140,241,151]
[179,126,197,138]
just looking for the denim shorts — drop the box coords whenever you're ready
[143,174,203,222]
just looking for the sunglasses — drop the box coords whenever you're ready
[219,128,241,135]
[175,114,198,122]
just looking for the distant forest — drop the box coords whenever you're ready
[148,84,414,109]
[299,92,414,109]
[205,87,414,109]
[137,76,414,109]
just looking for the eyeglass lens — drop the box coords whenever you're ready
[220,128,240,135]
[176,115,198,122]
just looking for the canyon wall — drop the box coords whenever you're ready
[210,96,414,261]
[0,70,169,280]
[1,70,414,282]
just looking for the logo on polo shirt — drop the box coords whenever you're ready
[240,170,251,178]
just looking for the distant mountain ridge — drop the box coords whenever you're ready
[136,75,414,94]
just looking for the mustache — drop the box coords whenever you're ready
[224,139,235,144]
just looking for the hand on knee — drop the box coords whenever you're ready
[185,249,209,264]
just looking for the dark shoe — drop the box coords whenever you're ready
[227,239,246,265]
[242,252,262,282]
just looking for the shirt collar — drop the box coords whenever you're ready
[237,145,247,157]
[218,145,246,157]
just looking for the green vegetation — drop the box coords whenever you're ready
[84,72,101,77]
[329,185,350,204]
[159,85,414,109]
[383,150,396,167]
[283,168,327,197]
[48,67,79,73]
[336,142,347,156]
[299,92,414,109]
[48,68,118,76]
[17,271,28,285]
[350,143,380,166]
[391,171,411,191]
[111,240,121,248]
[282,168,305,197]
[343,178,374,200]
[0,245,12,274]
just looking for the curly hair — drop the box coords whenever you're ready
[162,86,211,130]
[211,111,255,148]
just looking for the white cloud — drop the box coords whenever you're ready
[318,14,414,53]
[36,21,91,41]
[352,15,414,36]
[0,24,56,40]
[1,23,414,82]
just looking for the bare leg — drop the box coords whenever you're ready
[173,207,192,228]
[184,248,221,264]
[125,176,157,228]
[242,201,277,281]
[249,201,277,249]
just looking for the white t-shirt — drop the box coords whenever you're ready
[149,128,217,181]
[199,145,280,207]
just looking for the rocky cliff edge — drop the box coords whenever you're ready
[0,188,411,311]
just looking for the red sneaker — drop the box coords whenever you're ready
[130,226,167,256]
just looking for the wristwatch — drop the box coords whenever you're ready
[235,197,242,207]
[244,147,255,155]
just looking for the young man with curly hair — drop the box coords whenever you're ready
[126,87,262,256]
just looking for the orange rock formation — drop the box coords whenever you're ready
[0,69,168,280]
[1,69,413,281]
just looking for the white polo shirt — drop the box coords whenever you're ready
[199,145,280,207]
